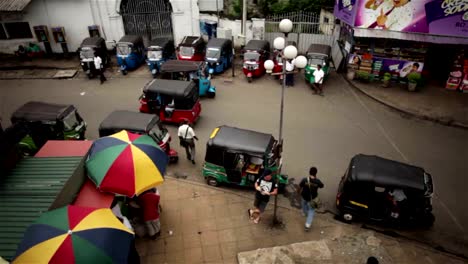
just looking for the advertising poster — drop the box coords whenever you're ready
[348,54,424,77]
[352,0,468,37]
[334,0,359,26]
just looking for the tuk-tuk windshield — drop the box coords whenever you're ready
[63,111,79,131]
[206,48,220,59]
[179,46,194,57]
[117,44,131,56]
[244,52,260,61]
[149,125,165,142]
[148,50,162,60]
[80,47,94,59]
[308,57,326,67]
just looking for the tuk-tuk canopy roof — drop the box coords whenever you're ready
[149,37,173,48]
[244,40,270,52]
[207,125,275,157]
[118,35,143,45]
[99,110,160,133]
[11,101,76,123]
[80,36,105,48]
[348,154,427,191]
[161,60,201,73]
[207,38,232,49]
[307,44,331,56]
[179,36,204,47]
[143,79,196,97]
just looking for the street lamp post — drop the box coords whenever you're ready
[264,19,308,226]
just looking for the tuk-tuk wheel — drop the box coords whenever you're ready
[206,177,219,187]
[87,74,93,79]
[207,92,216,98]
[122,70,128,75]
[247,77,252,83]
[170,156,179,163]
[343,213,353,222]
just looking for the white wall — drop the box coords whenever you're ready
[199,14,265,48]
[170,0,200,45]
[198,0,223,12]
[0,0,124,54]
[319,9,335,35]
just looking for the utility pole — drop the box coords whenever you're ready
[242,0,247,46]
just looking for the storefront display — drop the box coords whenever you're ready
[446,49,468,91]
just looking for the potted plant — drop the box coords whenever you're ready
[382,72,391,87]
[407,72,421,91]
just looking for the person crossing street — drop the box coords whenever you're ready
[93,52,107,84]
[178,120,198,164]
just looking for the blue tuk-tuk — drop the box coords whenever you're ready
[205,38,233,76]
[160,60,216,98]
[116,35,145,75]
[147,38,176,78]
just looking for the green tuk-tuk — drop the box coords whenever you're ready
[11,101,87,155]
[304,44,332,84]
[203,125,287,190]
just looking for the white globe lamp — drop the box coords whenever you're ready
[279,19,293,34]
[264,60,274,73]
[294,55,307,69]
[273,37,285,50]
[283,45,298,60]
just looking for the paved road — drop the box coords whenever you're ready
[0,68,467,255]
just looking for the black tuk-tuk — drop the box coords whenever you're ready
[139,79,202,125]
[203,125,288,190]
[99,110,178,162]
[177,36,206,61]
[205,38,233,75]
[336,154,435,228]
[79,36,109,79]
[242,40,270,82]
[10,101,87,156]
[146,37,176,77]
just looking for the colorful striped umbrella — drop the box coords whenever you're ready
[13,205,134,264]
[86,130,168,197]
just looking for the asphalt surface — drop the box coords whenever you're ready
[0,68,467,256]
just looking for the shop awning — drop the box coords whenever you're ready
[0,0,31,11]
[353,28,468,45]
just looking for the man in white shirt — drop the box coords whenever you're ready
[312,64,325,95]
[285,59,295,86]
[178,120,198,164]
[93,52,107,84]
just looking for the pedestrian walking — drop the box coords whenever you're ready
[178,120,198,164]
[298,167,324,231]
[285,59,295,86]
[312,65,325,95]
[138,188,161,240]
[93,52,107,84]
[248,169,278,224]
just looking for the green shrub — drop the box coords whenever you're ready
[407,72,421,84]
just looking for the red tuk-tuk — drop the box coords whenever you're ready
[177,36,206,61]
[242,40,270,82]
[139,79,202,125]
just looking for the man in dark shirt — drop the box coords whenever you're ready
[298,167,324,231]
[248,169,278,224]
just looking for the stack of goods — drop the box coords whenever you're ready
[446,50,466,91]
[357,53,373,80]
[461,59,468,93]
[371,60,383,81]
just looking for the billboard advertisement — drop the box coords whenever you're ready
[337,0,468,38]
[348,54,424,77]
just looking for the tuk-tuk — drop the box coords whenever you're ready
[242,40,270,82]
[336,154,435,228]
[78,36,109,79]
[203,125,288,190]
[116,35,146,75]
[304,44,331,84]
[10,101,87,156]
[99,110,178,162]
[146,38,176,78]
[160,60,216,98]
[205,38,233,75]
[139,79,202,125]
[177,36,206,61]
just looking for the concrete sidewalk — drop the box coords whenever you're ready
[136,178,466,264]
[347,78,468,129]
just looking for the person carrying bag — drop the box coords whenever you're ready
[177,120,198,164]
[298,167,324,231]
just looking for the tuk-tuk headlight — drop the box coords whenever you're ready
[208,68,214,74]
[216,62,219,65]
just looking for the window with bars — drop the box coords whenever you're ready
[3,22,33,39]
